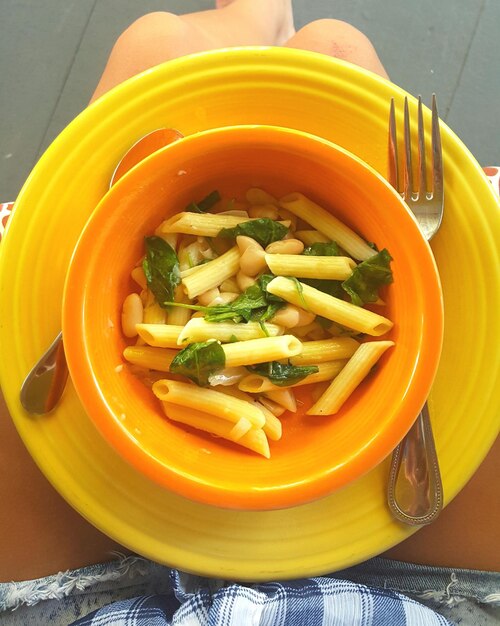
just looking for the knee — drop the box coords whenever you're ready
[114,11,189,59]
[289,19,388,78]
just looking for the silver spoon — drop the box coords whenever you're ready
[20,128,183,414]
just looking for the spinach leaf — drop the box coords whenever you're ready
[218,218,288,247]
[302,278,345,299]
[256,274,285,304]
[204,276,284,324]
[341,248,393,306]
[143,236,180,307]
[316,316,333,329]
[169,341,226,386]
[185,190,221,213]
[303,241,341,256]
[248,361,319,387]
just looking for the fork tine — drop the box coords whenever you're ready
[388,98,399,190]
[417,96,428,197]
[431,94,444,199]
[403,97,413,199]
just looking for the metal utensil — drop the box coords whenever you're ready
[20,128,183,415]
[386,95,444,525]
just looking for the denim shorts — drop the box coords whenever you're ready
[1,555,499,625]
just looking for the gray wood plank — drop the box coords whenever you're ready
[0,0,96,201]
[446,0,500,166]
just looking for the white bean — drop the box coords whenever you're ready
[208,292,239,306]
[265,238,304,255]
[236,271,257,291]
[270,305,300,328]
[121,293,144,338]
[294,309,316,327]
[239,246,267,276]
[197,287,220,306]
[236,235,264,254]
[220,277,241,293]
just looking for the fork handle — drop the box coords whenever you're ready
[387,403,443,525]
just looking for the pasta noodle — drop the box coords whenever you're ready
[176,318,283,344]
[222,335,302,368]
[265,254,356,280]
[279,193,376,261]
[307,341,394,415]
[238,360,347,393]
[152,380,266,428]
[266,277,393,336]
[181,246,241,298]
[162,402,270,458]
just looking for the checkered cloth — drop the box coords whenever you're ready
[69,569,452,625]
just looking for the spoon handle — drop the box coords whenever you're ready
[387,402,443,525]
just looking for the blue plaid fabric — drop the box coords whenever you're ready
[70,569,453,625]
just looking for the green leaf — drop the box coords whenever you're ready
[248,361,319,387]
[302,278,345,299]
[341,248,393,306]
[169,341,226,386]
[257,274,284,304]
[316,316,333,329]
[218,218,288,247]
[142,236,180,307]
[303,241,341,256]
[185,190,221,213]
[204,277,284,324]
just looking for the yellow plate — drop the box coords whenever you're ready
[0,48,499,580]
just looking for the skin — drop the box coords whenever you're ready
[1,0,498,583]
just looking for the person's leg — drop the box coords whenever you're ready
[285,18,389,79]
[90,0,294,102]
[0,391,129,582]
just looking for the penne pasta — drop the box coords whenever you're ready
[167,285,192,326]
[181,246,241,299]
[290,337,360,365]
[222,335,303,368]
[266,276,393,336]
[257,396,286,417]
[177,318,283,345]
[123,346,178,371]
[279,192,376,261]
[158,212,251,237]
[265,254,356,280]
[218,386,282,441]
[162,402,270,458]
[239,360,348,393]
[153,380,266,428]
[264,388,297,412]
[307,341,395,415]
[136,324,184,348]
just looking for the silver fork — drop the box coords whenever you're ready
[386,95,444,525]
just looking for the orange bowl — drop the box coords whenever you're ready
[62,125,443,510]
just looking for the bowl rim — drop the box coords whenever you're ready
[62,123,444,510]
